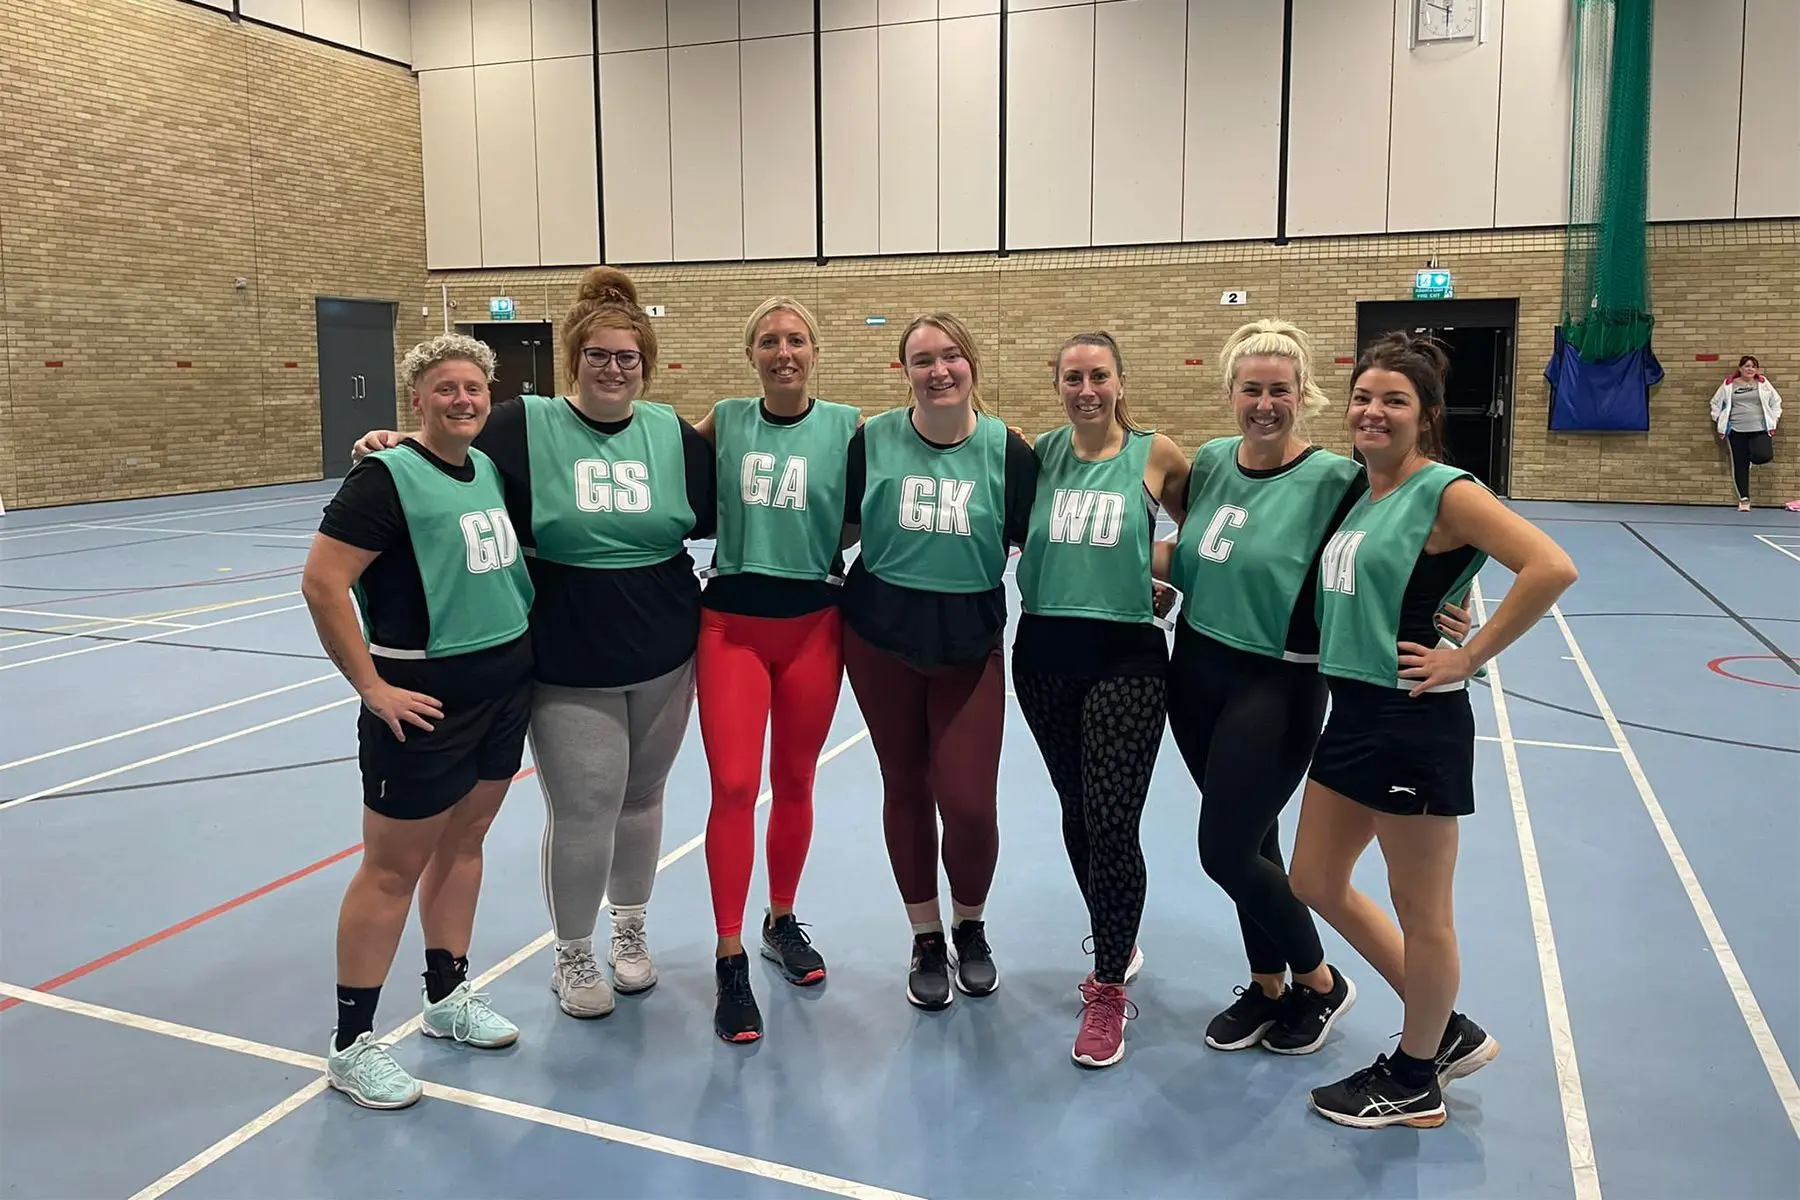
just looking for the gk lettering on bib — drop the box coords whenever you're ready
[1048,488,1125,546]
[575,459,650,512]
[740,453,808,509]
[459,507,520,573]
[899,476,974,535]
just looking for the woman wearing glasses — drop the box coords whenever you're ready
[351,266,715,1022]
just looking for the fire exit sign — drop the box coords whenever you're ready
[1412,270,1454,299]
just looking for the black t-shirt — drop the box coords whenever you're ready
[838,420,1038,668]
[472,397,717,689]
[700,399,847,620]
[318,439,532,702]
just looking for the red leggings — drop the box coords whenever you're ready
[841,625,1004,909]
[698,606,844,939]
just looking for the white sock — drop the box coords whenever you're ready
[556,936,593,955]
[911,920,944,937]
[611,904,646,927]
[951,905,984,927]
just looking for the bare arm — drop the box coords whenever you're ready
[351,429,405,462]
[300,533,444,739]
[1149,433,1190,525]
[1151,538,1175,583]
[1399,481,1578,694]
[692,401,718,444]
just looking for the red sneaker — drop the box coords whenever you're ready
[1072,979,1135,1068]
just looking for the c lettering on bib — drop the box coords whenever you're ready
[1197,504,1248,562]
[741,453,808,510]
[1320,529,1366,595]
[460,507,520,573]
[1049,488,1124,546]
[899,476,973,536]
[575,459,651,513]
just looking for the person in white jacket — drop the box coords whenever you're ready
[1710,355,1781,511]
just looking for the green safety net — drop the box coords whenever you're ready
[1561,0,1656,361]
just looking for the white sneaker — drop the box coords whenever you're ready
[550,939,614,1018]
[609,911,657,994]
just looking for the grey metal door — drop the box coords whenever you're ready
[317,298,398,479]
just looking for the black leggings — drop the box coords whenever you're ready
[1166,625,1328,978]
[1728,430,1774,500]
[1013,669,1165,984]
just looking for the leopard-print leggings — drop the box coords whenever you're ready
[1013,669,1165,985]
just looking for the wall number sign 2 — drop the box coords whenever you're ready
[1220,290,1248,305]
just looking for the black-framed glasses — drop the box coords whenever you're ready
[581,348,643,370]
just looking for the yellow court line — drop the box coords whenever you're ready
[0,592,302,650]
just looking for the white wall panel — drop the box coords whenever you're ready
[1092,0,1185,245]
[822,0,878,29]
[532,0,593,57]
[1648,0,1742,221]
[821,28,881,254]
[880,0,936,23]
[1738,0,1800,218]
[940,0,999,15]
[879,21,939,253]
[475,62,542,266]
[1182,0,1279,241]
[669,0,738,46]
[535,57,601,264]
[1010,0,1083,10]
[1006,3,1096,249]
[598,0,669,51]
[240,0,303,32]
[419,68,484,269]
[1387,0,1502,231]
[938,15,1000,252]
[669,42,745,259]
[472,0,533,64]
[412,0,475,69]
[741,0,813,39]
[360,0,413,62]
[600,50,675,260]
[740,36,817,259]
[1495,0,1571,227]
[1286,0,1392,237]
[304,0,362,48]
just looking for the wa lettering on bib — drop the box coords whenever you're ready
[1318,528,1365,595]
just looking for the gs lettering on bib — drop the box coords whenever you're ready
[574,458,651,512]
[459,507,521,573]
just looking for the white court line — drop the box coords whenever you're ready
[0,591,300,656]
[0,598,306,671]
[1549,602,1800,1141]
[0,673,341,774]
[0,494,327,542]
[125,726,875,1200]
[1471,578,1601,1200]
[1476,735,1622,755]
[1754,535,1800,564]
[69,522,316,542]
[0,980,919,1200]
[0,606,197,631]
[0,696,357,812]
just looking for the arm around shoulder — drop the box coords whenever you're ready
[1150,433,1190,524]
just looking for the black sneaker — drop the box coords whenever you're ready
[713,953,762,1043]
[950,919,999,996]
[1261,965,1356,1054]
[1434,1011,1499,1085]
[906,932,953,1010]
[1308,1054,1446,1129]
[760,912,826,986]
[1205,983,1286,1051]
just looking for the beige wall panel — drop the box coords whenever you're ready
[475,61,543,266]
[599,49,675,260]
[534,56,601,265]
[1648,0,1742,221]
[879,20,939,253]
[1091,0,1186,246]
[938,15,1000,252]
[669,40,746,259]
[740,35,818,259]
[821,27,881,255]
[1005,3,1096,249]
[1495,0,1572,228]
[419,67,484,268]
[1286,0,1393,237]
[412,0,474,69]
[1738,0,1800,218]
[1182,0,1281,241]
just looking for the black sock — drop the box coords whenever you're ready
[335,985,381,1051]
[1389,1048,1436,1089]
[423,948,468,1004]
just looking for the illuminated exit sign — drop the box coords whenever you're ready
[1413,270,1454,299]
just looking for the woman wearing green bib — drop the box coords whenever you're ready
[1291,332,1577,1130]
[351,267,716,1022]
[840,312,1038,1011]
[1012,331,1189,1068]
[306,334,535,1109]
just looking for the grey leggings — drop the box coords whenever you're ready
[529,659,696,942]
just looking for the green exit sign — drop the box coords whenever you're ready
[1413,270,1454,299]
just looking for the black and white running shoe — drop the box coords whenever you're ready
[1262,965,1356,1054]
[1308,1055,1446,1129]
[1435,1011,1500,1085]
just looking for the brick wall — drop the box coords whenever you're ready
[0,0,425,510]
[436,220,1799,507]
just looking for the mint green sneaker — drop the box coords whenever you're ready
[327,1032,422,1109]
[421,981,519,1048]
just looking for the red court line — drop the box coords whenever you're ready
[0,765,538,1014]
[1708,655,1800,692]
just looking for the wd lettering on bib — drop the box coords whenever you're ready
[1048,488,1125,546]
[740,453,808,510]
[899,476,974,535]
[574,459,651,512]
[1196,504,1248,562]
[459,507,520,573]
[1319,529,1364,594]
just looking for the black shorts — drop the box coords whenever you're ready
[1307,677,1476,818]
[358,678,533,821]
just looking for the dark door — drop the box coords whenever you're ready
[469,321,556,403]
[317,298,398,479]
[1354,299,1517,496]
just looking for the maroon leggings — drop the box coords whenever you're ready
[841,625,1005,908]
